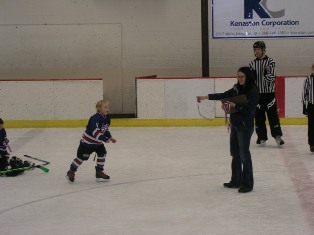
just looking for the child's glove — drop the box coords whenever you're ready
[109,137,117,143]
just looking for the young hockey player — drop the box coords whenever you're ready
[0,118,10,170]
[0,118,33,176]
[66,100,117,183]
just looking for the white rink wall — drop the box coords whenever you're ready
[0,76,306,120]
[136,76,307,119]
[285,77,306,118]
[0,79,102,120]
[137,78,215,118]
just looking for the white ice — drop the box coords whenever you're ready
[1,126,314,235]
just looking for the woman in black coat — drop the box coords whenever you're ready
[197,66,259,193]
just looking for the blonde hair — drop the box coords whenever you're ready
[312,64,314,69]
[96,100,110,112]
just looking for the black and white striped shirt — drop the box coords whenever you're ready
[302,74,314,104]
[249,56,276,94]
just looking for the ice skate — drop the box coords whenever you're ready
[256,138,266,145]
[96,170,110,182]
[66,170,75,183]
[275,136,284,146]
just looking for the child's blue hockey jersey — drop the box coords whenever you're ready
[81,113,112,147]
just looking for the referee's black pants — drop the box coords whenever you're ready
[255,93,283,140]
[307,103,314,146]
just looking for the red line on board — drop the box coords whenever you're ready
[135,76,235,80]
[0,78,103,82]
[276,76,285,118]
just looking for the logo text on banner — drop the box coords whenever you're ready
[212,0,314,38]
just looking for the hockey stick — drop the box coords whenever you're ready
[0,164,49,174]
[24,155,50,166]
[7,144,12,152]
[197,102,211,119]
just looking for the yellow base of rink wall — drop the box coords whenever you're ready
[5,118,308,128]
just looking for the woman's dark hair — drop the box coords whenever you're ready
[237,66,256,92]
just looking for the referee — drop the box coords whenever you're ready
[249,41,284,146]
[302,64,314,152]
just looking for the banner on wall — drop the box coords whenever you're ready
[212,0,314,39]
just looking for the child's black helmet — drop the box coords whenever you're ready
[0,118,3,124]
[253,41,266,51]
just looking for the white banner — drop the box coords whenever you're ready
[212,0,314,39]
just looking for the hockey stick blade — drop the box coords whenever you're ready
[36,165,49,173]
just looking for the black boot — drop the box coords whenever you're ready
[223,182,240,188]
[238,187,252,193]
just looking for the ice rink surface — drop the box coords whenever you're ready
[1,126,314,235]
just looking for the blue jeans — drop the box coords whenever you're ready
[229,124,254,190]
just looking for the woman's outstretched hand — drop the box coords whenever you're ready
[196,96,208,103]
